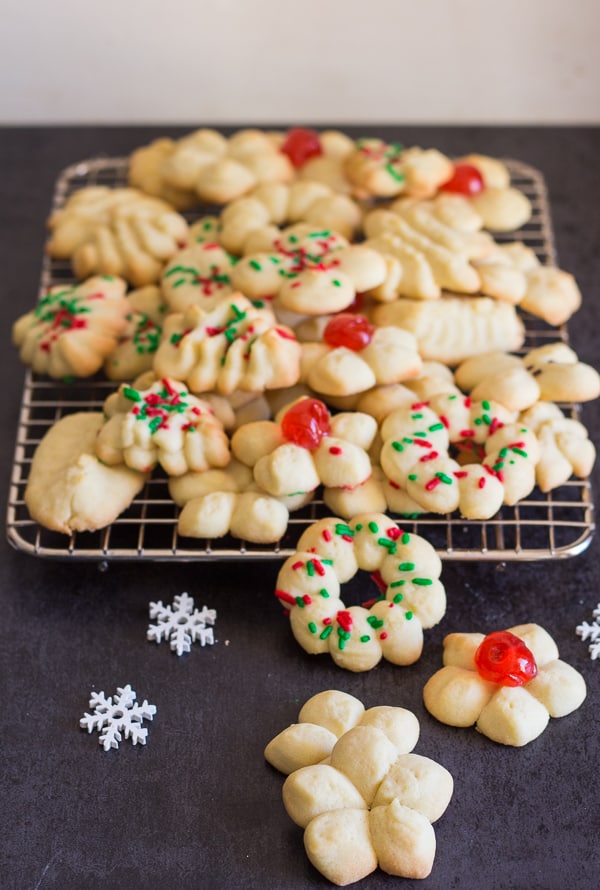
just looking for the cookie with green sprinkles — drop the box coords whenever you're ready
[13,275,130,380]
[153,294,302,396]
[274,512,445,672]
[95,376,230,476]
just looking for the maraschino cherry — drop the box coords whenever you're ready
[281,128,323,168]
[281,398,331,450]
[440,163,485,196]
[474,630,538,686]
[324,313,374,351]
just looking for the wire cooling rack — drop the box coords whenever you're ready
[6,157,596,561]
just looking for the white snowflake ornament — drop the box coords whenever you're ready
[147,592,216,656]
[80,685,157,751]
[576,602,600,660]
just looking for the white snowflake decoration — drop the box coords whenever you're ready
[576,602,600,660]
[147,592,217,656]
[80,685,157,751]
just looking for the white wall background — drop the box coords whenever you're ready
[1,0,599,124]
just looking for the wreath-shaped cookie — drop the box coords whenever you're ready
[454,342,600,412]
[274,512,445,672]
[129,127,295,207]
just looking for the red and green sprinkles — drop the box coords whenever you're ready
[33,286,104,351]
[124,379,201,435]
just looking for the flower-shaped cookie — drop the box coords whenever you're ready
[95,377,230,476]
[229,222,387,316]
[274,513,446,672]
[45,186,189,286]
[153,294,302,395]
[300,313,422,397]
[344,138,454,199]
[216,179,363,252]
[129,127,294,207]
[231,397,376,498]
[13,276,130,379]
[437,154,533,232]
[423,624,587,746]
[265,690,454,884]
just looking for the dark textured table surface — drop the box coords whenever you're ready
[1,126,599,890]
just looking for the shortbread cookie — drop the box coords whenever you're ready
[161,241,238,312]
[299,313,422,397]
[229,222,387,316]
[217,180,362,252]
[95,377,230,475]
[130,128,295,207]
[128,137,201,209]
[104,285,168,381]
[274,513,445,671]
[265,690,453,884]
[470,241,582,324]
[379,397,539,518]
[520,401,596,492]
[454,342,600,412]
[153,294,302,395]
[423,624,587,746]
[177,488,291,544]
[170,456,310,542]
[25,412,147,534]
[231,398,377,498]
[344,139,454,199]
[46,186,189,286]
[363,202,494,302]
[372,296,525,365]
[13,276,129,379]
[442,155,533,231]
[362,203,578,321]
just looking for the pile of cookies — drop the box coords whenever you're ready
[13,127,600,538]
[12,128,597,885]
